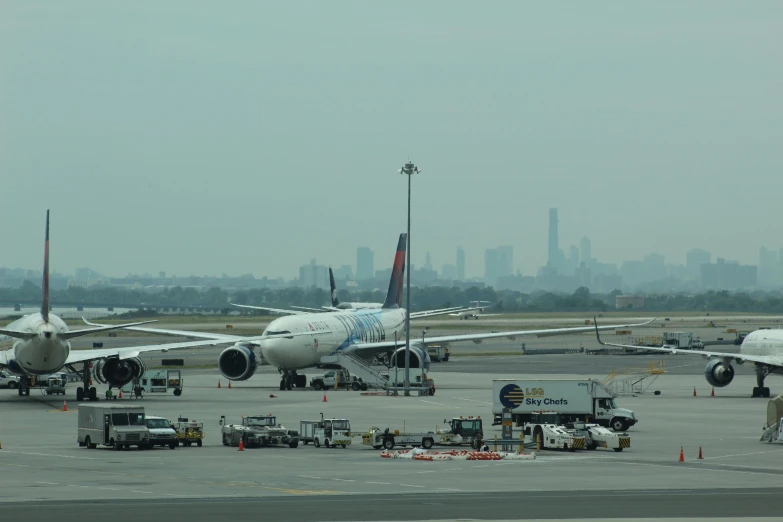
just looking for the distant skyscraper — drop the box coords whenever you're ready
[456,247,465,280]
[356,247,374,280]
[497,246,513,278]
[441,264,457,280]
[424,252,433,271]
[485,248,499,285]
[686,248,711,280]
[580,237,591,264]
[548,208,559,269]
[299,259,328,288]
[568,246,579,271]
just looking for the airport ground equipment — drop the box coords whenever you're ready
[426,343,450,362]
[173,417,204,447]
[77,404,150,450]
[521,415,585,452]
[43,374,66,395]
[121,369,183,397]
[316,353,389,390]
[604,361,665,396]
[492,378,637,431]
[663,332,694,349]
[760,395,783,444]
[300,415,352,448]
[220,414,299,448]
[527,412,629,452]
[362,416,484,450]
[0,370,19,388]
[310,368,371,391]
[145,415,178,449]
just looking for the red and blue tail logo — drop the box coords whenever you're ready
[382,233,407,309]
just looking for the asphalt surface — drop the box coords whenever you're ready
[1,489,780,521]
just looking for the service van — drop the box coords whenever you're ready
[77,404,150,450]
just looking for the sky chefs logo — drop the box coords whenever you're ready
[499,384,525,409]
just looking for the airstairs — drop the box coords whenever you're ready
[319,352,389,389]
[604,361,665,396]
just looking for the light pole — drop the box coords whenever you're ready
[399,160,421,395]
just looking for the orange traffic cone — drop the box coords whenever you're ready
[62,401,68,412]
[693,387,697,397]
[698,446,703,459]
[679,446,684,462]
[710,387,715,397]
[238,438,245,451]
[118,390,123,399]
[218,380,221,388]
[323,393,327,403]
[228,381,232,389]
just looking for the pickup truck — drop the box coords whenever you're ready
[0,370,20,389]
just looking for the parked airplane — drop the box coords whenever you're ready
[91,234,654,391]
[594,318,783,397]
[449,301,501,320]
[326,267,381,310]
[0,211,300,401]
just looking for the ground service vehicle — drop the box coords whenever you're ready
[145,415,178,449]
[77,404,150,450]
[44,374,65,395]
[493,379,637,431]
[362,416,484,450]
[0,370,19,389]
[310,369,369,391]
[426,343,450,362]
[522,416,585,452]
[663,332,693,349]
[173,417,204,447]
[691,338,705,350]
[528,412,630,452]
[121,369,183,397]
[221,414,299,448]
[300,416,352,448]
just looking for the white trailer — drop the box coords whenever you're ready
[362,416,484,450]
[77,404,150,450]
[492,378,637,432]
[300,417,352,448]
[121,370,183,397]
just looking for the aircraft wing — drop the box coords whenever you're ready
[593,321,783,366]
[0,328,36,340]
[64,338,236,364]
[346,318,657,356]
[60,320,158,340]
[410,307,473,319]
[230,303,310,315]
[290,306,328,313]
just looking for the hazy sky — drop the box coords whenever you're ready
[2,2,782,279]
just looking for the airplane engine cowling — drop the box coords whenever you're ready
[390,345,431,373]
[705,359,734,387]
[94,357,146,388]
[218,343,258,381]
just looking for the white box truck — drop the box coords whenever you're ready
[492,378,637,432]
[77,404,150,450]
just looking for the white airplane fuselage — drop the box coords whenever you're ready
[336,302,382,310]
[740,329,783,362]
[259,308,406,370]
[3,313,71,375]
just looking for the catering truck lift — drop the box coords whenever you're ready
[362,416,484,450]
[493,378,637,431]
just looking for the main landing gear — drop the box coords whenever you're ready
[279,370,306,390]
[70,363,98,401]
[752,365,771,398]
[17,376,31,397]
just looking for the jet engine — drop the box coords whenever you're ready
[93,357,145,388]
[218,343,258,381]
[389,345,431,372]
[705,359,734,387]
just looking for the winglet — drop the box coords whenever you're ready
[41,210,50,323]
[329,267,340,307]
[382,233,407,309]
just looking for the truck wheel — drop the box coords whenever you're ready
[340,444,346,449]
[196,440,202,447]
[173,389,182,397]
[383,438,395,450]
[587,441,597,450]
[84,436,92,449]
[360,383,368,391]
[78,441,86,447]
[325,438,331,448]
[373,445,382,450]
[610,418,626,432]
[314,438,320,448]
[242,434,249,448]
[613,447,624,452]
[222,434,230,446]
[289,441,299,448]
[8,381,18,389]
[313,381,324,391]
[422,438,434,449]
[169,442,177,449]
[351,382,360,391]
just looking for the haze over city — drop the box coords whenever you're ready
[2,2,782,280]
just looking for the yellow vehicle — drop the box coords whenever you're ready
[173,417,204,447]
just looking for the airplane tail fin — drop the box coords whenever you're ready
[382,233,407,309]
[41,210,50,323]
[329,267,340,307]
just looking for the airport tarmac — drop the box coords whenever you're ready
[1,367,783,520]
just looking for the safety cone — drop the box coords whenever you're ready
[323,393,327,403]
[710,387,715,397]
[269,394,277,398]
[693,387,697,397]
[228,381,232,389]
[62,401,68,412]
[118,390,123,399]
[238,439,245,451]
[218,380,221,388]
[698,446,704,459]
[679,446,685,462]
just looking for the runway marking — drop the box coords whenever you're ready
[701,449,783,460]
[36,481,59,485]
[436,487,461,492]
[298,475,322,479]
[418,399,452,407]
[453,397,492,405]
[613,460,767,477]
[400,484,425,488]
[331,478,354,482]
[100,487,122,491]
[67,484,89,488]
[366,481,390,485]
[130,490,154,494]
[5,451,96,460]
[473,465,489,468]
[416,471,436,474]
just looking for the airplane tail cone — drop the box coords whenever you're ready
[698,446,703,459]
[238,439,245,451]
[323,393,327,403]
[62,401,67,412]
[679,446,684,462]
[693,387,697,397]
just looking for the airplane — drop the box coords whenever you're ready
[0,211,304,401]
[89,233,654,391]
[449,300,501,320]
[594,318,783,398]
[325,267,381,310]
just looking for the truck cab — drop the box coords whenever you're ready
[593,397,636,431]
[301,416,352,448]
[446,416,483,440]
[145,415,178,449]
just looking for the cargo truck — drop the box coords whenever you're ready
[492,378,637,432]
[77,404,150,450]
